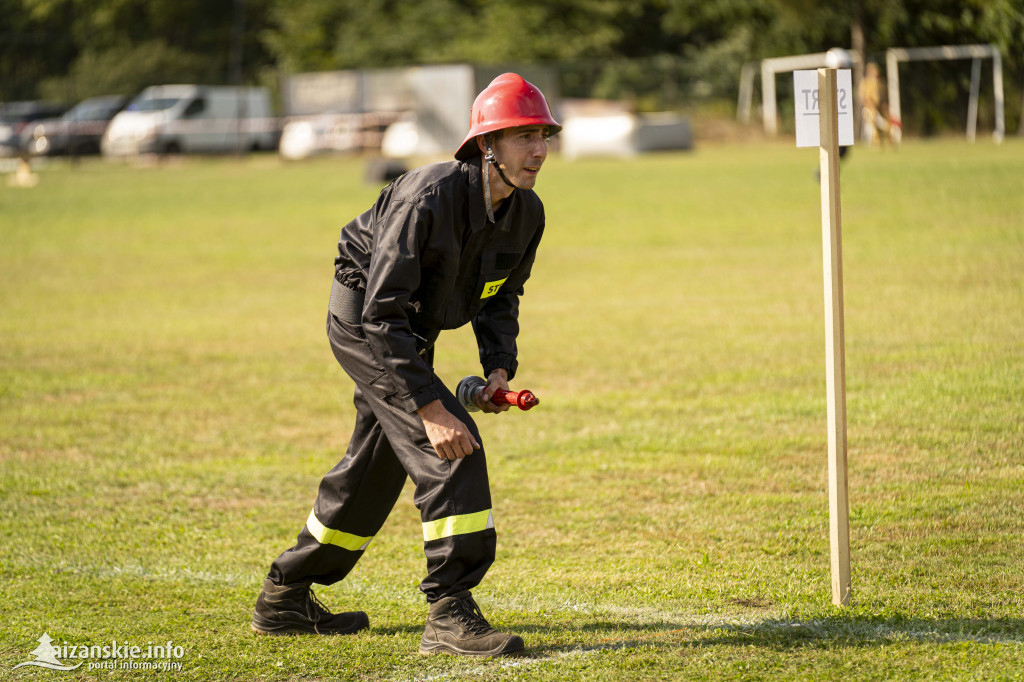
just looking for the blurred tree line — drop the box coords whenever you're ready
[2,0,1021,134]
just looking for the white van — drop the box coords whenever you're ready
[102,85,277,156]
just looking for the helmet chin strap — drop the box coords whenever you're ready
[482,140,518,223]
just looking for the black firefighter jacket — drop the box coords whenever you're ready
[334,159,545,413]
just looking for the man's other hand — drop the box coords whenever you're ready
[418,400,481,460]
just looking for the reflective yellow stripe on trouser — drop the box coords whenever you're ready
[305,510,373,552]
[422,509,494,542]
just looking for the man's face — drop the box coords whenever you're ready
[487,125,549,190]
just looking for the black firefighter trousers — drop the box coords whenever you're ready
[267,311,496,603]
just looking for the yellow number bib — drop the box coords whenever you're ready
[481,277,508,299]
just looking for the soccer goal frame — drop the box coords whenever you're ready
[885,44,1005,143]
[737,50,860,135]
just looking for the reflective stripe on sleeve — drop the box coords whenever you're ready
[305,509,373,552]
[422,509,494,542]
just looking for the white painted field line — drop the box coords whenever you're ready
[411,621,715,682]
[410,607,1024,682]
[412,641,639,682]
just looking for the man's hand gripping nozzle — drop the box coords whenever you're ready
[456,376,540,412]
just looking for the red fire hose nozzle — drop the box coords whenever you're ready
[457,376,540,412]
[492,387,540,410]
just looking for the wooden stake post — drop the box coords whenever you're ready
[817,68,851,607]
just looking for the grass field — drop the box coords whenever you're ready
[1,138,1022,681]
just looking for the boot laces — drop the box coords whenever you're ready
[450,595,494,636]
[305,588,333,625]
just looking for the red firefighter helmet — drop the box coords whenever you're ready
[455,73,561,160]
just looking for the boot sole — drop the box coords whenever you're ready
[251,615,369,636]
[418,638,526,658]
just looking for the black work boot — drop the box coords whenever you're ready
[419,591,525,657]
[251,578,369,635]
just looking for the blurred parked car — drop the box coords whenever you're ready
[278,111,403,160]
[0,101,67,157]
[279,113,359,160]
[22,95,129,156]
[102,85,277,156]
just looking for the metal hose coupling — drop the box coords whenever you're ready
[457,376,540,412]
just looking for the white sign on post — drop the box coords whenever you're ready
[794,69,854,148]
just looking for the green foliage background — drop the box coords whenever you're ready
[1,0,1022,135]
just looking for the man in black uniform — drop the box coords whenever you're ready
[252,73,560,658]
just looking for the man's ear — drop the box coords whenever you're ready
[476,134,488,153]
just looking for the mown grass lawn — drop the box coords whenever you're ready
[1,138,1022,680]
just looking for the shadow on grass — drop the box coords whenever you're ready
[376,613,1024,647]
[690,615,1024,648]
[519,615,1024,658]
[372,625,433,636]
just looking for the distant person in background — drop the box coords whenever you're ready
[251,73,560,659]
[859,62,895,146]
